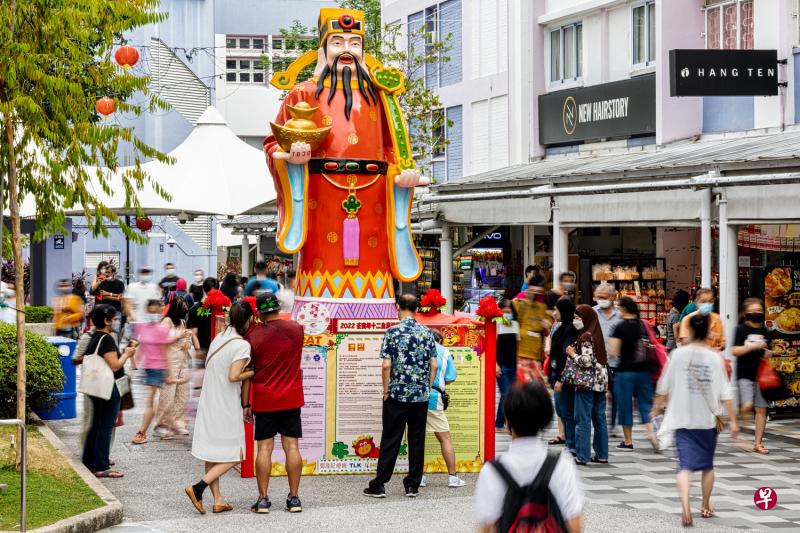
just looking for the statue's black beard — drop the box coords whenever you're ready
[315,55,378,121]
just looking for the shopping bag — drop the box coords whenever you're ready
[757,358,789,402]
[78,334,115,400]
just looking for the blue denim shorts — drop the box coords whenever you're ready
[143,369,165,387]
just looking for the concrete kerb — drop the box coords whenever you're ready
[31,422,123,533]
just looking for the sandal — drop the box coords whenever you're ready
[132,431,147,444]
[700,507,715,518]
[95,469,124,478]
[590,457,609,464]
[548,436,566,445]
[753,443,770,455]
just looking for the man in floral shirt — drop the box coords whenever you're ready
[364,294,438,498]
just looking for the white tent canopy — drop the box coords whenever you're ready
[64,107,275,217]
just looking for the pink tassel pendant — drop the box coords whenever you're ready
[343,215,360,266]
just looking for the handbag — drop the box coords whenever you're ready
[432,385,450,410]
[78,334,115,400]
[634,321,662,373]
[757,358,789,402]
[688,355,725,433]
[562,340,595,390]
[116,375,135,411]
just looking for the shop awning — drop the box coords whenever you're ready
[425,127,800,225]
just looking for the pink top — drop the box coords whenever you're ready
[136,322,172,370]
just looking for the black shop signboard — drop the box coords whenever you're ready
[669,49,778,97]
[538,74,655,145]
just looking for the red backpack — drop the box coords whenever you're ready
[490,453,567,533]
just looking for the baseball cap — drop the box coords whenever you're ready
[255,291,280,313]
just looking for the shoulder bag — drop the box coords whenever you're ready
[79,334,115,400]
[432,385,450,410]
[561,339,596,390]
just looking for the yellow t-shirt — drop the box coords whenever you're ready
[678,312,725,350]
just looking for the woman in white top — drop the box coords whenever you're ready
[185,302,254,515]
[651,313,739,528]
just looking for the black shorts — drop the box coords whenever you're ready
[254,408,302,440]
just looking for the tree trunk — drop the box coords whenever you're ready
[4,113,25,470]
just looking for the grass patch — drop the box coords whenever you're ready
[0,426,104,531]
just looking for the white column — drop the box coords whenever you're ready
[523,225,536,267]
[552,200,564,284]
[255,235,262,265]
[717,191,739,361]
[440,223,453,313]
[700,188,712,288]
[508,0,532,164]
[241,234,249,277]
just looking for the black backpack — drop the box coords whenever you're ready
[490,453,568,533]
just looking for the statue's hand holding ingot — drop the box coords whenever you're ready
[273,141,313,165]
[394,168,430,188]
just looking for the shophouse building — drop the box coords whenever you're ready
[423,0,800,405]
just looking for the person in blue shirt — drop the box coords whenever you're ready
[419,330,466,489]
[520,264,544,291]
[243,261,280,298]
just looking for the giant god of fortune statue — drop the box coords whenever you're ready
[265,7,428,320]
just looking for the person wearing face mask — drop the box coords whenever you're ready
[678,288,726,353]
[82,304,136,478]
[91,264,126,338]
[732,298,772,455]
[159,262,180,302]
[558,271,578,300]
[53,279,84,338]
[592,283,622,437]
[174,277,195,312]
[124,266,162,334]
[566,305,609,465]
[495,300,520,432]
[550,297,579,456]
[132,299,187,445]
[190,270,205,303]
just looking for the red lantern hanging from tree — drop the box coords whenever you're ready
[135,216,152,232]
[95,96,115,118]
[114,45,140,70]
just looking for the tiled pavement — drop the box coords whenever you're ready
[497,422,800,531]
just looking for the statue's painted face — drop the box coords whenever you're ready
[326,34,363,75]
[315,32,377,120]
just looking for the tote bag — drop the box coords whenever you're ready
[79,334,115,400]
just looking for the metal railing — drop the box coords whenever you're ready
[1,419,26,532]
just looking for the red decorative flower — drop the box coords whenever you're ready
[242,296,258,315]
[475,296,503,320]
[420,288,447,314]
[203,289,231,309]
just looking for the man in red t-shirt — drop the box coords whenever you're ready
[244,291,305,514]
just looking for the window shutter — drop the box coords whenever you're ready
[471,100,490,173]
[440,0,463,86]
[490,96,509,170]
[446,106,463,181]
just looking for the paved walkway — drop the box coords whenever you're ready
[46,382,798,533]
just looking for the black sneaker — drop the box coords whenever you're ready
[616,442,634,451]
[405,485,419,498]
[363,485,386,498]
[250,497,271,514]
[286,494,302,513]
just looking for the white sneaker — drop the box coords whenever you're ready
[419,475,427,487]
[448,475,466,488]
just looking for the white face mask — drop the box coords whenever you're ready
[573,318,584,330]
[165,268,176,276]
[147,312,162,323]
[596,299,611,309]
[194,275,203,283]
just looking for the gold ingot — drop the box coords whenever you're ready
[270,102,331,152]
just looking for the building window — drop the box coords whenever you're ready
[550,22,582,83]
[424,5,440,89]
[225,58,265,84]
[705,0,754,50]
[410,1,463,88]
[225,35,267,52]
[632,1,656,67]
